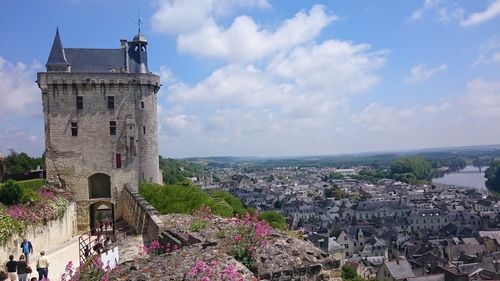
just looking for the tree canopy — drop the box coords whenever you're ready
[390,156,433,184]
[159,156,205,184]
[3,150,43,174]
[485,161,500,192]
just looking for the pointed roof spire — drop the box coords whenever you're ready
[46,28,69,71]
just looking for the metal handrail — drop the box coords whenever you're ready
[78,218,128,265]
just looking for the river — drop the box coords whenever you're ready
[432,165,488,190]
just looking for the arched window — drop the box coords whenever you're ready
[88,173,111,199]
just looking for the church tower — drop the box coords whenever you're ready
[37,28,162,231]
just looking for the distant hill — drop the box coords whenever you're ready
[175,144,500,169]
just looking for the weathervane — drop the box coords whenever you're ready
[136,12,142,34]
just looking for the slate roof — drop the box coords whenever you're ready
[352,200,409,211]
[384,259,415,279]
[407,274,444,281]
[45,28,148,73]
[438,223,475,238]
[458,258,497,275]
[64,48,125,73]
[479,230,500,245]
[47,28,68,65]
[447,244,486,260]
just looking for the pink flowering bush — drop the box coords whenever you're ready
[188,259,244,281]
[232,212,271,269]
[60,258,114,281]
[138,240,169,258]
[0,186,71,244]
[193,205,213,220]
[4,187,70,224]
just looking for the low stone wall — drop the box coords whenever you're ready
[0,202,77,264]
[258,259,340,281]
[121,185,165,243]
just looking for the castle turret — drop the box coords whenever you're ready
[46,28,70,72]
[128,33,149,74]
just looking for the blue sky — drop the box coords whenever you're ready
[1,0,500,158]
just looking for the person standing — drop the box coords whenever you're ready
[16,255,27,281]
[35,252,48,281]
[5,255,17,281]
[19,240,33,263]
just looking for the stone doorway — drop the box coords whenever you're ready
[89,201,114,234]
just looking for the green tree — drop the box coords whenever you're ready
[390,156,433,184]
[485,161,500,192]
[159,156,205,185]
[341,265,357,279]
[210,190,247,215]
[341,265,368,281]
[329,172,344,180]
[258,211,288,230]
[0,180,23,205]
[3,150,43,174]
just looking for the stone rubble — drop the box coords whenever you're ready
[112,214,340,280]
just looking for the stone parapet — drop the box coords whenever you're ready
[121,185,165,243]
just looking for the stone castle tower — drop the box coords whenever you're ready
[37,28,162,231]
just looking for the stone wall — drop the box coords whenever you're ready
[0,202,77,264]
[121,185,165,244]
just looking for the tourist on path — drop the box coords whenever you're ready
[20,240,33,263]
[5,255,17,281]
[35,252,49,281]
[16,255,28,281]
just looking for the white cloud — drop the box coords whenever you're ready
[152,0,270,34]
[0,57,42,119]
[410,0,463,22]
[462,78,500,118]
[460,0,500,27]
[351,103,415,131]
[159,35,388,156]
[268,40,387,96]
[168,64,292,108]
[166,39,386,114]
[472,37,500,67]
[403,63,447,84]
[177,5,336,63]
[423,102,450,113]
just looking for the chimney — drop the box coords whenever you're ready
[120,39,127,48]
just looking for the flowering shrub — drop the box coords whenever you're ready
[0,212,26,245]
[4,187,70,224]
[138,240,163,258]
[232,212,271,269]
[0,186,71,244]
[188,259,244,281]
[193,205,213,220]
[60,259,114,281]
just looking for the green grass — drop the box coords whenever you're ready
[139,182,245,217]
[1,179,45,190]
[18,179,46,190]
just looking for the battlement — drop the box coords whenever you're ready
[37,72,160,93]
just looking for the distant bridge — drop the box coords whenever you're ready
[455,171,483,174]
